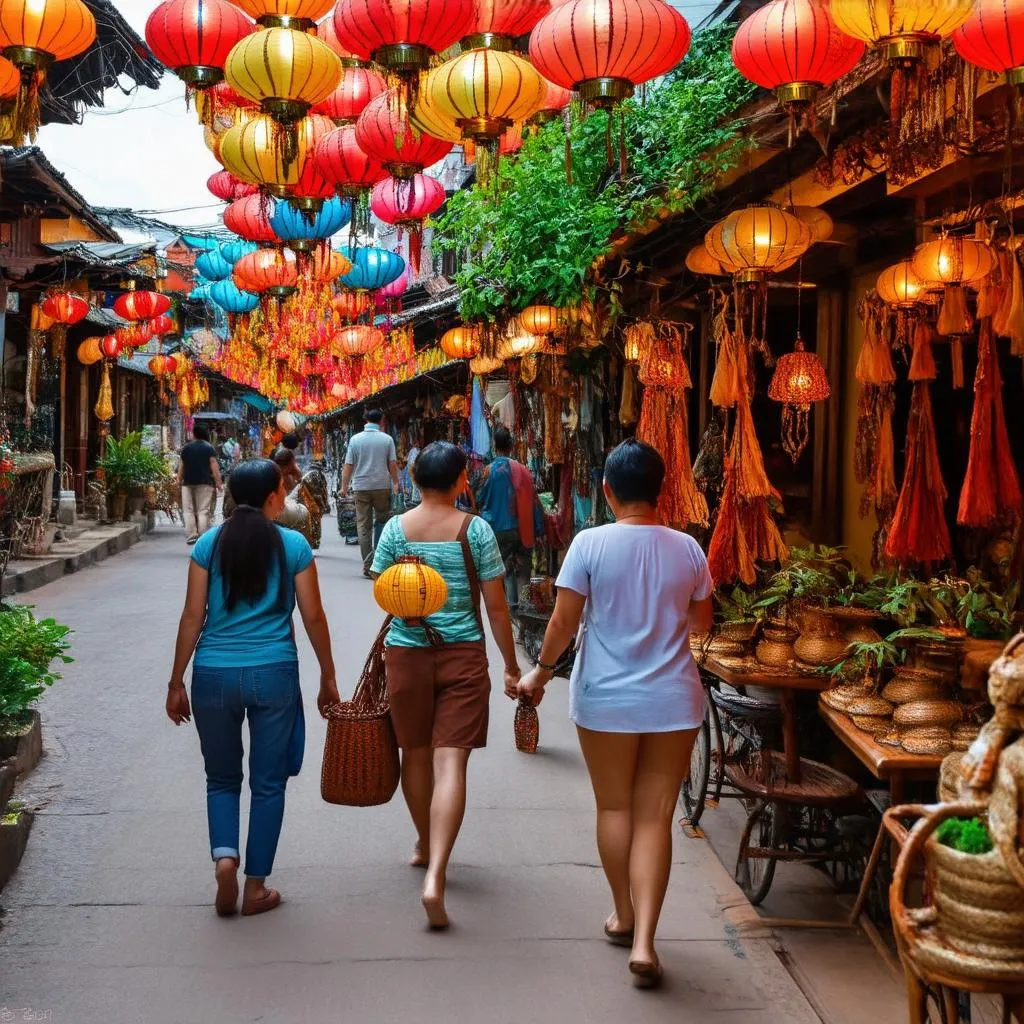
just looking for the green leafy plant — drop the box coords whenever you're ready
[0,604,73,722]
[955,570,1019,640]
[96,431,167,495]
[715,585,762,624]
[825,627,945,680]
[432,24,757,320]
[936,817,994,855]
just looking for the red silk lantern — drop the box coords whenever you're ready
[100,334,122,359]
[333,289,372,319]
[41,291,88,324]
[331,0,476,75]
[466,0,551,46]
[148,314,176,336]
[335,323,384,355]
[145,0,253,90]
[117,323,153,349]
[355,90,452,178]
[223,192,277,242]
[314,124,388,193]
[316,14,356,58]
[233,248,299,296]
[282,113,338,210]
[370,172,445,272]
[313,63,386,122]
[732,0,863,110]
[208,169,259,201]
[954,0,1024,86]
[529,0,690,107]
[149,353,177,376]
[113,291,171,321]
[530,77,572,124]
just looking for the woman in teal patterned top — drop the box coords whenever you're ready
[371,442,520,930]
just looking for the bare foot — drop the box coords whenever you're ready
[604,911,634,946]
[409,840,428,868]
[421,878,449,930]
[241,879,282,917]
[214,858,239,917]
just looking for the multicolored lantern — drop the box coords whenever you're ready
[370,172,445,272]
[145,0,253,91]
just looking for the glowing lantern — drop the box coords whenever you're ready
[335,323,385,355]
[224,27,341,123]
[210,278,260,313]
[355,90,453,179]
[113,291,172,321]
[373,556,449,620]
[768,336,831,461]
[145,0,253,91]
[731,0,863,113]
[219,112,328,191]
[499,325,543,359]
[528,78,571,125]
[829,0,975,65]
[685,244,727,277]
[518,304,571,336]
[313,62,386,122]
[465,0,550,49]
[208,169,258,201]
[793,205,834,243]
[41,291,88,324]
[196,248,234,280]
[0,0,95,140]
[370,172,445,272]
[528,0,689,108]
[440,325,482,359]
[233,247,299,297]
[270,194,351,251]
[100,334,122,359]
[223,192,278,241]
[231,0,333,27]
[331,0,476,77]
[876,260,925,308]
[77,337,103,365]
[704,205,812,284]
[954,0,1024,87]
[912,234,996,339]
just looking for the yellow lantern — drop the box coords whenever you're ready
[704,205,813,284]
[518,304,572,337]
[374,556,449,621]
[77,336,103,365]
[408,84,463,143]
[219,112,327,190]
[828,0,975,64]
[230,0,333,28]
[792,206,834,243]
[685,244,726,277]
[876,260,926,307]
[421,48,544,143]
[225,27,341,123]
[911,235,995,289]
[306,247,352,284]
[499,326,543,359]
[440,325,482,359]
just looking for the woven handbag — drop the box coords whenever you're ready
[321,618,401,806]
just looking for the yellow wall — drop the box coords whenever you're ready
[841,271,878,573]
[40,216,105,244]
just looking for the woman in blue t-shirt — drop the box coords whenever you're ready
[166,459,339,918]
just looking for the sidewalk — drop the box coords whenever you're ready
[0,524,820,1023]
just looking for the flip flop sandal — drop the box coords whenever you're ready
[241,888,282,917]
[604,923,635,947]
[629,960,664,990]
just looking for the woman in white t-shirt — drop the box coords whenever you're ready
[519,439,713,990]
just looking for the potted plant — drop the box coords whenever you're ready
[707,585,768,658]
[96,432,167,521]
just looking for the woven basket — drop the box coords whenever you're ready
[894,699,964,730]
[847,695,894,717]
[514,698,539,754]
[852,714,894,737]
[321,620,401,807]
[951,723,981,753]
[900,728,952,756]
[881,678,945,705]
[821,683,868,712]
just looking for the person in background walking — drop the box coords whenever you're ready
[298,459,331,550]
[166,458,340,918]
[370,442,520,930]
[341,408,400,578]
[177,425,223,545]
[272,446,311,540]
[475,426,539,610]
[518,439,713,990]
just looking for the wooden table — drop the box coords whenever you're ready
[703,654,830,784]
[819,703,943,804]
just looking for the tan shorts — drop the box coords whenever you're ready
[385,641,490,749]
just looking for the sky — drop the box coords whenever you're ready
[35,0,724,233]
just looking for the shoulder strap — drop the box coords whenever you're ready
[457,514,484,634]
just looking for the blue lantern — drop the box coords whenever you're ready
[196,249,233,281]
[270,197,351,252]
[189,282,212,302]
[219,240,259,265]
[338,246,406,290]
[210,279,260,315]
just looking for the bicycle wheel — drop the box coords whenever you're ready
[735,800,780,906]
[681,710,711,825]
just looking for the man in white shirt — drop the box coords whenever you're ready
[341,408,400,576]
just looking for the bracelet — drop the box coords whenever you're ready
[535,659,558,672]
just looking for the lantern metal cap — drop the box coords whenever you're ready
[257,14,315,30]
[3,45,53,72]
[577,77,633,108]
[288,239,318,253]
[879,33,936,67]
[459,115,513,141]
[267,285,297,299]
[176,65,224,88]
[387,161,420,181]
[262,97,310,124]
[1009,67,1024,88]
[372,43,432,75]
[774,81,818,108]
[460,32,514,52]
[287,196,325,214]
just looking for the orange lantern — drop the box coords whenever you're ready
[373,555,448,619]
[77,336,103,365]
[517,303,571,336]
[333,289,372,319]
[439,324,482,359]
[704,205,812,284]
[233,247,299,296]
[876,260,926,308]
[469,353,502,374]
[768,336,831,461]
[335,324,384,355]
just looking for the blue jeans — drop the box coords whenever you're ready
[191,662,302,879]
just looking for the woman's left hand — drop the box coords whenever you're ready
[166,682,191,726]
[517,667,548,707]
[503,664,521,700]
[317,678,341,717]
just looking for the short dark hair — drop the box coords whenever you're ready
[366,408,384,424]
[603,438,665,505]
[412,441,467,492]
[272,446,295,467]
[193,425,210,442]
[493,426,513,454]
[281,431,300,450]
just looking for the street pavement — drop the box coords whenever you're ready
[0,520,818,1023]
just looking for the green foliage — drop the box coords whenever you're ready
[715,585,763,624]
[936,817,994,855]
[432,25,756,320]
[825,627,945,680]
[96,431,168,495]
[0,604,73,722]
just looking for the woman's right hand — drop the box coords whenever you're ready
[517,667,548,707]
[317,676,341,717]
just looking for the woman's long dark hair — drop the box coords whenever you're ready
[212,459,287,612]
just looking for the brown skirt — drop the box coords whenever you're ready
[385,641,490,750]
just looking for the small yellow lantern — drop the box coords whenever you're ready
[77,336,103,365]
[517,304,572,337]
[440,325,482,359]
[876,260,926,308]
[374,556,449,621]
[704,205,813,285]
